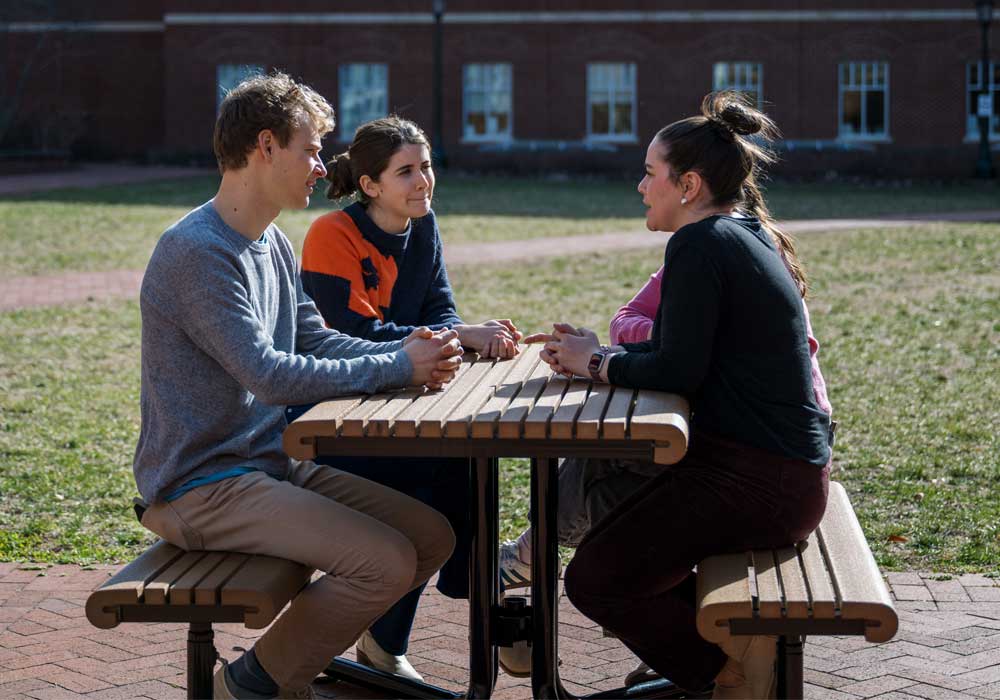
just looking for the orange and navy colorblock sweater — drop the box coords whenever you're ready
[301,203,462,341]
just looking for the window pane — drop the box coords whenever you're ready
[591,102,610,135]
[993,92,1000,135]
[865,90,885,135]
[842,90,861,134]
[613,102,633,135]
[466,112,486,137]
[992,62,1000,88]
[713,62,728,89]
[217,64,263,110]
[588,64,608,91]
[465,64,482,89]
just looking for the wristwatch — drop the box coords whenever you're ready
[587,345,612,381]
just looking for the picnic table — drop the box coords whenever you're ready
[283,346,690,699]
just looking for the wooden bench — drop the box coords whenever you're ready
[696,481,898,699]
[85,539,312,699]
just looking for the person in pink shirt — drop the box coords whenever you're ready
[610,265,832,415]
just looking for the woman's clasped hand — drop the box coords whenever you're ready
[524,323,606,379]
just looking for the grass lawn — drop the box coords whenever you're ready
[1,174,997,276]
[1,219,997,572]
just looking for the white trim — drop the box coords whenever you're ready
[4,10,977,31]
[164,13,433,25]
[1,21,164,32]
[442,10,974,23]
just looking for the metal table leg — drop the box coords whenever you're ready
[531,457,570,700]
[467,456,499,698]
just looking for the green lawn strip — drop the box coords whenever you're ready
[2,175,997,276]
[1,222,997,571]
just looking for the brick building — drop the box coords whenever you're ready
[1,1,997,177]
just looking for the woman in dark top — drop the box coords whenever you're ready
[293,116,519,681]
[528,92,832,699]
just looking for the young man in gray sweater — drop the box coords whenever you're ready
[134,72,463,699]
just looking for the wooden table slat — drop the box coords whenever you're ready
[601,386,635,440]
[194,553,251,606]
[523,374,572,438]
[630,392,690,464]
[549,378,593,439]
[496,359,554,438]
[574,382,615,440]
[282,395,371,459]
[340,393,400,437]
[417,360,496,438]
[469,347,543,438]
[366,387,427,438]
[391,361,476,438]
[445,355,527,438]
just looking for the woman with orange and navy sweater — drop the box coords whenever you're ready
[294,116,519,682]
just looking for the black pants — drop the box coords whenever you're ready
[564,430,829,692]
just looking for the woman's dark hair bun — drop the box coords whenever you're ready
[325,152,357,200]
[703,91,765,137]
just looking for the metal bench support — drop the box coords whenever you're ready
[187,622,217,700]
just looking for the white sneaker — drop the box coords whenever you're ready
[499,540,532,591]
[355,629,424,682]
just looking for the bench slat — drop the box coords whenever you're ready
[469,347,541,438]
[775,546,810,619]
[220,555,312,629]
[753,550,783,619]
[497,360,553,438]
[144,551,206,605]
[85,539,186,628]
[601,386,634,440]
[799,530,837,619]
[549,378,592,439]
[575,382,614,439]
[194,553,251,606]
[817,482,898,642]
[170,551,228,606]
[695,552,753,644]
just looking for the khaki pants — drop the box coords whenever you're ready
[141,460,455,690]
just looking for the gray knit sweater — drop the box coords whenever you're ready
[133,202,412,503]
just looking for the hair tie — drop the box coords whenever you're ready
[708,117,736,142]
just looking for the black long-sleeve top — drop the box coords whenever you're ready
[608,215,831,466]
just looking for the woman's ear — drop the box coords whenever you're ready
[359,174,379,200]
[680,171,706,203]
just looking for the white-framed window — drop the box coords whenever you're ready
[838,62,889,140]
[587,63,637,141]
[338,63,388,140]
[713,62,763,108]
[966,61,1000,140]
[216,64,264,112]
[462,63,513,142]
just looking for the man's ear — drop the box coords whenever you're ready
[257,130,275,162]
[359,174,379,200]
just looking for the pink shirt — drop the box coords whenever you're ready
[609,266,832,415]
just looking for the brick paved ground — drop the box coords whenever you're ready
[2,563,1000,699]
